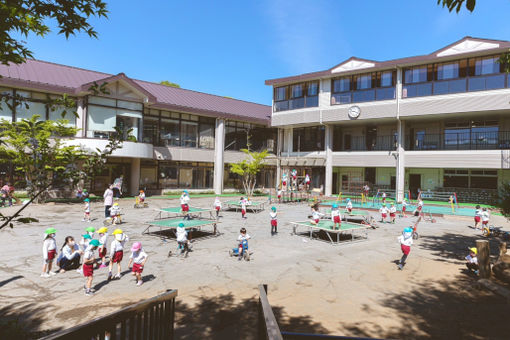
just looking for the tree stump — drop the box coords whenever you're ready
[476,240,491,279]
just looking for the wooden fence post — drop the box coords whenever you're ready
[477,239,491,279]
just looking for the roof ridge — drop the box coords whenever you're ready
[134,78,270,108]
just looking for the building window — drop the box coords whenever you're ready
[355,74,372,90]
[293,126,325,152]
[444,169,497,189]
[380,71,393,87]
[87,96,141,139]
[160,118,180,146]
[436,62,459,80]
[142,117,159,144]
[273,82,319,112]
[474,56,500,75]
[0,88,13,122]
[199,117,215,149]
[404,67,428,84]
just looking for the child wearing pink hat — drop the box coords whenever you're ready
[127,242,148,286]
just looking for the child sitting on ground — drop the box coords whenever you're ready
[83,239,101,296]
[42,228,58,277]
[331,203,341,230]
[110,202,121,224]
[389,203,397,224]
[379,204,389,223]
[83,198,91,222]
[270,206,278,235]
[128,242,148,286]
[465,247,479,275]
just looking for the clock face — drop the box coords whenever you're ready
[348,105,361,119]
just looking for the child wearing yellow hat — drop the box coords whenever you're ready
[465,247,479,275]
[110,202,121,225]
[97,227,109,268]
[108,228,129,280]
[41,228,57,278]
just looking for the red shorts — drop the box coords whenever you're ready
[215,206,220,211]
[417,206,422,211]
[98,247,107,258]
[402,207,406,212]
[112,251,123,263]
[85,212,90,216]
[181,204,189,212]
[241,209,246,215]
[333,216,341,223]
[482,221,488,225]
[474,216,481,223]
[47,249,56,261]
[390,213,396,218]
[401,244,411,255]
[314,219,320,224]
[83,263,94,277]
[271,220,277,227]
[132,263,143,274]
[282,181,287,186]
[277,195,281,199]
[381,213,387,218]
[347,208,352,213]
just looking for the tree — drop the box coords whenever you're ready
[437,0,476,13]
[160,80,181,88]
[229,149,269,197]
[0,0,108,66]
[496,182,510,220]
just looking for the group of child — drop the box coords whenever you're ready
[42,226,148,296]
[474,205,490,229]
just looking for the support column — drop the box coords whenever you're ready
[396,120,405,202]
[130,158,141,196]
[325,125,333,197]
[76,98,86,137]
[213,118,225,194]
[276,128,282,188]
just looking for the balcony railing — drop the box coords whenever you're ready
[406,131,510,150]
[336,135,397,151]
[403,73,509,98]
[331,87,395,105]
[274,95,319,112]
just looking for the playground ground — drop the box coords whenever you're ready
[1,197,510,339]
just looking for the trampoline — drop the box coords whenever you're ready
[143,217,219,239]
[290,220,370,244]
[154,206,215,220]
[225,200,266,213]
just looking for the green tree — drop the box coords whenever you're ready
[437,0,476,13]
[496,182,510,220]
[229,149,269,197]
[0,0,108,66]
[160,80,181,88]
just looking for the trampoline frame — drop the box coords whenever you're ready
[290,221,370,244]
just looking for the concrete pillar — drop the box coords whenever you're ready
[130,158,141,196]
[213,118,225,194]
[276,128,282,188]
[396,120,405,202]
[76,98,85,137]
[325,125,333,197]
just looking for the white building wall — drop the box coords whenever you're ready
[376,167,395,186]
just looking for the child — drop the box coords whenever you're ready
[108,229,129,280]
[180,190,190,219]
[346,198,353,213]
[110,202,121,225]
[80,233,92,252]
[305,174,311,191]
[139,190,145,203]
[82,198,91,222]
[282,172,288,191]
[85,226,95,237]
[481,207,490,228]
[310,205,322,225]
[474,205,482,229]
[83,239,101,296]
[381,192,387,204]
[237,228,251,261]
[214,196,222,218]
[277,188,283,204]
[397,227,414,270]
[414,198,424,217]
[379,204,389,223]
[176,222,191,252]
[331,203,341,230]
[270,206,278,235]
[128,242,148,286]
[465,247,479,275]
[389,203,397,224]
[97,227,108,268]
[240,197,248,219]
[401,199,407,217]
[42,228,58,277]
[291,169,298,190]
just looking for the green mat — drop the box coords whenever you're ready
[160,207,211,213]
[300,220,367,231]
[147,218,215,229]
[323,209,369,216]
[226,201,264,206]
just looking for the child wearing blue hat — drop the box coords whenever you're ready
[331,203,341,230]
[346,198,353,214]
[397,227,414,270]
[82,198,91,222]
[270,206,278,235]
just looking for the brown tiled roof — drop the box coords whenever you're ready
[0,59,271,125]
[265,36,510,86]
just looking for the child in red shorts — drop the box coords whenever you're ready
[83,239,100,296]
[379,204,389,223]
[214,196,222,219]
[128,242,148,286]
[270,206,278,235]
[97,227,108,268]
[331,204,341,230]
[389,203,397,224]
[41,228,57,278]
[108,229,129,280]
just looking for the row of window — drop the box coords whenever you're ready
[443,169,498,189]
[273,55,509,110]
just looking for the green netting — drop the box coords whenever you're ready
[147,218,215,228]
[297,220,367,231]
[160,207,211,213]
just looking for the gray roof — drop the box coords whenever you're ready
[0,59,271,125]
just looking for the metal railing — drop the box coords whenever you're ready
[41,289,177,340]
[337,135,397,151]
[274,96,319,112]
[406,131,510,150]
[330,87,395,105]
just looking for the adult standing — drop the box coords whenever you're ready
[57,236,82,272]
[113,175,123,198]
[104,184,114,218]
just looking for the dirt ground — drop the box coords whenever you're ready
[1,197,509,339]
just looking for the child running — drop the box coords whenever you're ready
[110,202,121,225]
[401,198,407,217]
[389,203,397,224]
[382,192,387,204]
[270,206,278,236]
[42,228,58,277]
[346,198,353,213]
[180,190,190,219]
[474,205,482,229]
[379,204,389,223]
[481,207,490,228]
[128,242,148,286]
[239,197,248,219]
[83,239,101,296]
[310,205,322,225]
[83,198,91,222]
[214,196,222,219]
[397,227,414,270]
[97,227,108,268]
[108,229,129,280]
[331,203,341,230]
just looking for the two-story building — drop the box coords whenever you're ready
[266,37,510,202]
[0,59,276,195]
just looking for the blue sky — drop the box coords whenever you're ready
[19,0,510,105]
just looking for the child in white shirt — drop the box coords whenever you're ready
[83,239,100,296]
[465,247,479,275]
[397,227,413,270]
[382,192,387,204]
[42,228,57,278]
[379,204,389,223]
[214,197,222,219]
[237,228,250,261]
[176,223,191,251]
[240,197,249,219]
[310,206,322,225]
[389,203,397,224]
[270,206,278,235]
[277,189,283,203]
[481,207,490,227]
[346,198,353,213]
[83,198,91,222]
[110,203,121,224]
[97,227,108,268]
[474,205,482,229]
[401,199,407,217]
[108,229,129,280]
[128,242,148,286]
[180,190,190,219]
[331,204,341,230]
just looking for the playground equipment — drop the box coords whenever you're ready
[230,239,250,261]
[482,225,510,240]
[134,196,148,209]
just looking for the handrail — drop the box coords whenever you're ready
[40,289,178,339]
[280,332,384,339]
[258,284,283,340]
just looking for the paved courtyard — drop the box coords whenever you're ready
[1,197,509,339]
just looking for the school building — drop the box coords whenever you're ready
[0,60,276,195]
[266,37,510,202]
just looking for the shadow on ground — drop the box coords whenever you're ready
[0,303,60,339]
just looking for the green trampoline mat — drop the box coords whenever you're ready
[324,209,369,216]
[147,218,215,228]
[299,221,367,231]
[226,201,264,206]
[160,207,211,213]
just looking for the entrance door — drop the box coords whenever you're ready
[409,174,421,199]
